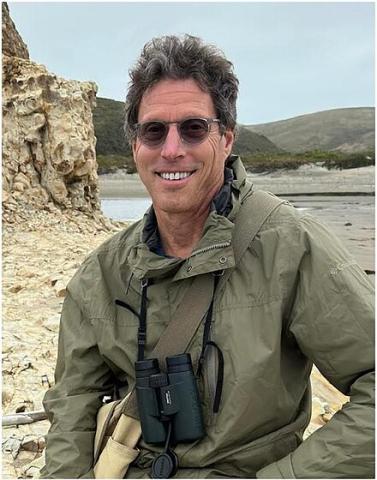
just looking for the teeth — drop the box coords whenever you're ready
[159,172,192,180]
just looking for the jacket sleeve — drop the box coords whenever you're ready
[40,290,114,479]
[257,215,374,479]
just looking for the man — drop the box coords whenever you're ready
[41,35,374,478]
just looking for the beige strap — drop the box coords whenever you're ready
[216,190,287,298]
[233,190,287,263]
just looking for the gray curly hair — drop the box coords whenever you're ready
[124,34,239,143]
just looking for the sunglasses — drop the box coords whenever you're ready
[134,117,222,147]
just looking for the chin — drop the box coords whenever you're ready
[157,201,193,215]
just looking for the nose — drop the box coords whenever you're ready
[160,124,186,160]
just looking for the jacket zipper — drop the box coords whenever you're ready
[191,241,231,258]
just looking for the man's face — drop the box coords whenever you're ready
[132,78,234,217]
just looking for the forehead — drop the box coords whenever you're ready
[138,78,216,121]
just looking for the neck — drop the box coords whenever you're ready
[155,208,211,259]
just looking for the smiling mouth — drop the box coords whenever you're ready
[157,171,195,181]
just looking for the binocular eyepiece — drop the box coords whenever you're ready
[135,353,205,445]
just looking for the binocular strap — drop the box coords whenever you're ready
[151,422,178,479]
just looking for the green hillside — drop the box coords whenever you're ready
[92,97,131,157]
[247,107,375,153]
[233,127,282,155]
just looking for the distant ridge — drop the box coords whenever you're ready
[246,107,375,153]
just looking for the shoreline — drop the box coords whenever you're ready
[98,164,375,198]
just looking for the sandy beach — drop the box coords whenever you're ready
[2,166,374,478]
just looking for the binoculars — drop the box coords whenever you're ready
[135,353,205,445]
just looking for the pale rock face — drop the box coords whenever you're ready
[2,2,102,221]
[2,55,100,215]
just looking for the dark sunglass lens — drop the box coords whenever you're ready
[180,119,209,143]
[140,122,166,145]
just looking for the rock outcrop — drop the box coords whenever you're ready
[2,3,29,59]
[2,3,105,226]
[2,6,123,477]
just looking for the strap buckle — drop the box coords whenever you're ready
[138,330,147,345]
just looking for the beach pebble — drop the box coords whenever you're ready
[54,280,67,298]
[2,385,14,405]
[8,284,23,293]
[21,435,40,452]
[43,315,60,332]
[2,436,22,458]
[22,454,45,478]
[15,398,34,413]
[49,276,60,287]
[38,437,46,451]
[19,356,33,372]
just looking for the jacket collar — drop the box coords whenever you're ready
[142,166,234,256]
[126,156,252,281]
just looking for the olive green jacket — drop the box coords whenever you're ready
[42,157,374,478]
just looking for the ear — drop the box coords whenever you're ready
[132,140,139,166]
[222,129,234,160]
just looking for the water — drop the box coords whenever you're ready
[100,195,374,222]
[101,197,152,221]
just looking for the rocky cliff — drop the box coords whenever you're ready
[2,3,110,229]
[2,7,122,477]
[2,3,29,59]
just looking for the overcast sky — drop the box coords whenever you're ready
[8,1,375,124]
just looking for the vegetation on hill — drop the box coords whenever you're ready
[247,107,375,153]
[242,150,375,173]
[93,97,131,157]
[233,127,282,155]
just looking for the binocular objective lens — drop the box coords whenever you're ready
[166,353,192,373]
[135,358,160,378]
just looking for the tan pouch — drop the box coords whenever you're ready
[94,437,140,478]
[93,394,142,479]
[94,398,123,460]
